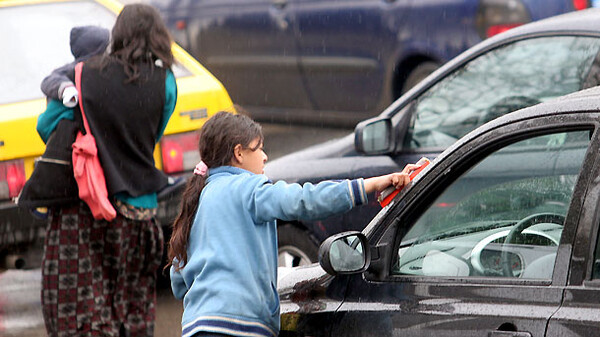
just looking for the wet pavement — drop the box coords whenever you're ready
[0,268,184,337]
[0,269,43,337]
[0,123,351,336]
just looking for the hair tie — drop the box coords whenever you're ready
[194,161,208,176]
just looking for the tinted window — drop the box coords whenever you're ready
[0,1,190,105]
[405,36,600,150]
[393,130,590,279]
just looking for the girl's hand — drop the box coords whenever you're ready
[364,163,422,193]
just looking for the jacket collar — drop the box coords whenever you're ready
[206,166,253,183]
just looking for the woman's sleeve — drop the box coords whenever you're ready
[157,69,178,142]
[36,99,75,143]
[250,178,368,223]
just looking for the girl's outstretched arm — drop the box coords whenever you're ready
[250,163,424,223]
[363,163,422,193]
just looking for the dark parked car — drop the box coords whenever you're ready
[266,8,600,267]
[278,85,600,337]
[151,0,586,127]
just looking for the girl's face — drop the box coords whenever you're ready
[234,137,268,174]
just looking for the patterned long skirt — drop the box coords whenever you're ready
[41,202,164,337]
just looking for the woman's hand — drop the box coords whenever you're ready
[364,163,422,194]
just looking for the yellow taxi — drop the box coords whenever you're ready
[0,0,233,264]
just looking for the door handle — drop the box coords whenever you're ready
[272,0,288,9]
[488,331,532,337]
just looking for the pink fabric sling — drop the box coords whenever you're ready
[72,62,117,221]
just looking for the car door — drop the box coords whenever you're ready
[330,114,600,336]
[546,153,600,336]
[292,0,412,118]
[175,0,312,112]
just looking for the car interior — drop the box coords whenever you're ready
[393,129,591,279]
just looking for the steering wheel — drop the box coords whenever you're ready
[501,213,565,277]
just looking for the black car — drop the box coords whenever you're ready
[277,85,600,337]
[266,8,600,268]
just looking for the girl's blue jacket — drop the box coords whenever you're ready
[171,166,367,337]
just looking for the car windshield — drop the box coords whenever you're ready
[0,0,189,105]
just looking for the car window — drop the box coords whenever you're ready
[393,129,591,279]
[0,1,190,105]
[405,36,600,150]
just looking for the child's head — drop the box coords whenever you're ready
[70,25,110,61]
[199,111,266,174]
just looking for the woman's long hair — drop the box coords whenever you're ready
[167,111,263,271]
[108,3,174,82]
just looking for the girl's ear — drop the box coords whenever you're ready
[232,144,244,164]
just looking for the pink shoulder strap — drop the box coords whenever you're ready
[74,62,91,135]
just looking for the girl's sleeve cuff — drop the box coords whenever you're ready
[348,178,368,207]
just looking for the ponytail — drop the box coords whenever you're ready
[166,174,205,271]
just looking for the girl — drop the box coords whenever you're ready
[168,111,418,337]
[40,4,176,336]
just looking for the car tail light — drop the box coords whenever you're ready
[573,0,590,10]
[176,20,187,30]
[476,0,531,39]
[0,160,26,200]
[160,131,200,174]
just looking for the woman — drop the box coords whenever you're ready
[39,4,177,336]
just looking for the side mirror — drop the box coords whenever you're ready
[318,231,370,276]
[354,117,393,155]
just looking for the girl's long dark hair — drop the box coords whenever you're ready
[105,3,174,82]
[167,110,263,271]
